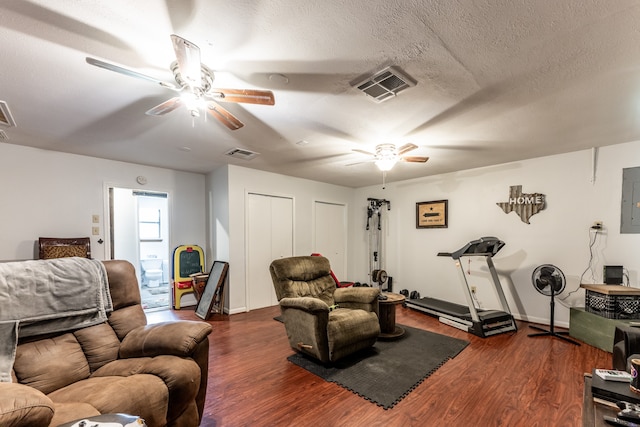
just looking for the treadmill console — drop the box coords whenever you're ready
[438,236,505,260]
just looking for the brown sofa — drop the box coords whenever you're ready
[0,260,212,427]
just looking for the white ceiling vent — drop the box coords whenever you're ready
[352,66,417,103]
[225,147,260,160]
[0,101,16,127]
[0,130,8,141]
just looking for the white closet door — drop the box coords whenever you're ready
[247,193,293,310]
[271,196,294,260]
[314,201,347,281]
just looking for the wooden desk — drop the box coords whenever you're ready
[378,292,405,340]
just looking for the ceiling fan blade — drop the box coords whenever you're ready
[213,89,275,106]
[206,101,244,131]
[353,149,375,156]
[170,34,202,88]
[86,57,179,90]
[145,97,183,116]
[401,156,429,163]
[397,143,418,155]
[346,160,374,166]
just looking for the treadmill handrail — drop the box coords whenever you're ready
[438,251,500,258]
[439,237,505,260]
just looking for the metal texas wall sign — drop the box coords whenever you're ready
[496,185,546,224]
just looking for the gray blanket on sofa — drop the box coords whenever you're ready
[0,257,112,382]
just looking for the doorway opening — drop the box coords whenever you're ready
[108,187,170,311]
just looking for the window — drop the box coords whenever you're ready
[139,208,161,241]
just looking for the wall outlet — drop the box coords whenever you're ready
[92,226,100,236]
[591,221,603,230]
[92,214,100,224]
[471,286,477,294]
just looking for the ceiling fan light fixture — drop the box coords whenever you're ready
[375,158,397,171]
[374,144,398,171]
[180,91,206,117]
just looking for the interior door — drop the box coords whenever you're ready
[246,193,293,310]
[108,187,171,310]
[109,187,139,264]
[314,201,347,280]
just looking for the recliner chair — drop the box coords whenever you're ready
[613,325,640,371]
[269,255,381,363]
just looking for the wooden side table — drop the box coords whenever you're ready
[378,292,406,340]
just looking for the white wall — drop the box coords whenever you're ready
[4,139,640,329]
[208,166,230,264]
[0,144,206,262]
[350,141,640,327]
[207,164,355,314]
[207,166,230,310]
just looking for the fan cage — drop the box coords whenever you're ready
[532,264,565,296]
[585,290,640,319]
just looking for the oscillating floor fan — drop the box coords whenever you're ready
[529,264,580,345]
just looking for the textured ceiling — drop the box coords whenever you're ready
[1,1,640,187]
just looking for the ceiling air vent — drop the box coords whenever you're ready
[352,66,417,103]
[0,101,16,127]
[0,130,8,141]
[225,148,260,160]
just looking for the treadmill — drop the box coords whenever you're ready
[405,237,517,338]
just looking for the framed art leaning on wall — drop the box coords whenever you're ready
[416,200,448,229]
[195,261,229,320]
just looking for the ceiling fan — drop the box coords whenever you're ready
[85,34,275,131]
[352,143,429,171]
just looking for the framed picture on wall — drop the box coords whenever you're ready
[416,200,448,228]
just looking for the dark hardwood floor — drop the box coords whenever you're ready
[147,305,610,427]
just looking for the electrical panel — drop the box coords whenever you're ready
[621,166,640,233]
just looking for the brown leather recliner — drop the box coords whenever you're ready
[270,256,381,363]
[0,260,212,427]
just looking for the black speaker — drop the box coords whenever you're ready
[604,265,624,285]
